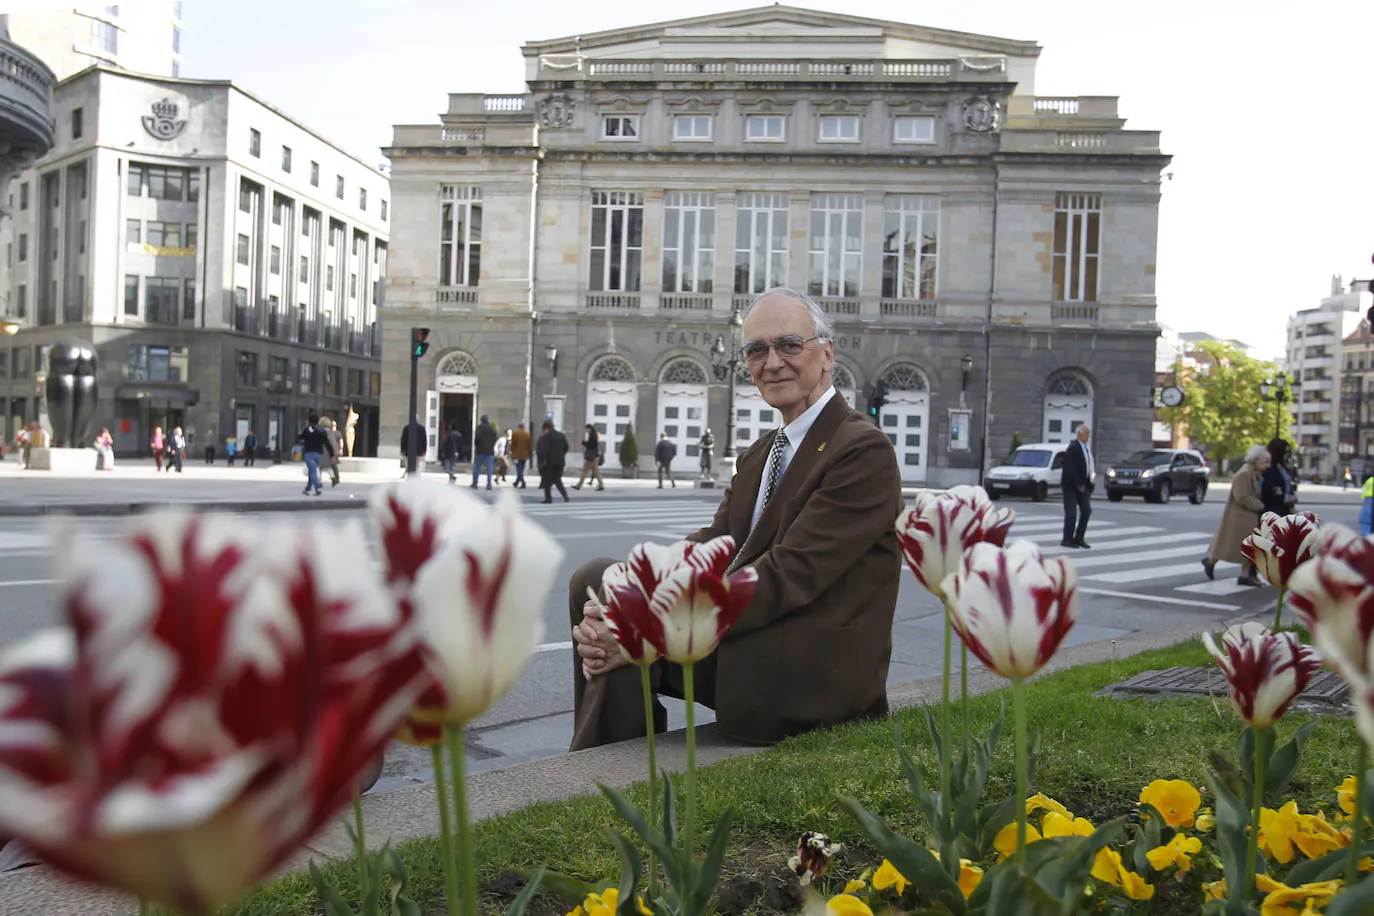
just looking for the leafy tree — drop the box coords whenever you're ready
[618,424,638,468]
[1159,340,1293,469]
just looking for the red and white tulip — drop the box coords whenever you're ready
[896,486,1015,601]
[939,541,1078,681]
[1242,512,1323,590]
[1202,623,1322,728]
[372,482,565,727]
[0,513,427,912]
[592,562,663,667]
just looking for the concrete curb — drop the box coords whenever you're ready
[0,499,369,518]
[0,612,1247,915]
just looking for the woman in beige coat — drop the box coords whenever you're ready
[1201,444,1269,586]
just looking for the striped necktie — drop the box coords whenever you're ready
[761,429,789,510]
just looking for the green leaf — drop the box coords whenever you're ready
[598,786,684,892]
[693,807,735,916]
[835,794,967,915]
[898,738,943,836]
[1205,765,1253,908]
[1264,720,1318,801]
[1286,841,1374,886]
[976,795,1019,858]
[505,868,547,916]
[1325,873,1374,916]
[308,861,357,916]
[528,871,593,906]
[611,834,644,916]
[661,775,679,850]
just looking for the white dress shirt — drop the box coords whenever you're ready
[750,386,837,529]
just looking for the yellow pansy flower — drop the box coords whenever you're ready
[1196,807,1216,832]
[1146,833,1203,873]
[957,860,984,899]
[568,908,585,916]
[1337,776,1356,818]
[1139,779,1202,829]
[1203,879,1228,901]
[1119,867,1155,901]
[1294,809,1349,860]
[1257,877,1342,916]
[1041,811,1095,839]
[827,894,874,916]
[871,860,909,896]
[843,879,867,895]
[1092,847,1155,900]
[1260,801,1304,864]
[993,822,1043,860]
[1026,792,1072,819]
[576,889,650,916]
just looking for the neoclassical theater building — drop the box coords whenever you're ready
[379,6,1168,484]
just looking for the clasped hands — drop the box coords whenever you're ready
[573,596,630,681]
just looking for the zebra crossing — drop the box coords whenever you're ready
[536,499,1256,603]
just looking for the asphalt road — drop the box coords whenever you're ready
[0,486,1352,792]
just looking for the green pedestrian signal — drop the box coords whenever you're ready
[411,327,431,358]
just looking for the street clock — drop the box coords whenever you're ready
[1159,385,1185,408]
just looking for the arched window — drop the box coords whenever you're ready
[1043,369,1094,442]
[1047,371,1093,398]
[832,364,856,390]
[881,363,929,392]
[436,351,476,377]
[591,355,637,382]
[660,357,708,385]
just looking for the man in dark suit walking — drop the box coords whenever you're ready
[568,287,903,749]
[1061,423,1095,549]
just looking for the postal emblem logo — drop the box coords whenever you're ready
[142,97,188,141]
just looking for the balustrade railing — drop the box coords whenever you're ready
[1052,303,1099,321]
[586,293,641,310]
[880,299,938,317]
[660,294,713,311]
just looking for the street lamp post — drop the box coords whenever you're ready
[1260,372,1289,441]
[545,342,559,396]
[710,306,745,463]
[960,353,974,408]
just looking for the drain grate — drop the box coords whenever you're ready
[1102,666,1349,706]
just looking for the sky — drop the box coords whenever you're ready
[162,0,1374,360]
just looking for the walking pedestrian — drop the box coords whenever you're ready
[321,417,343,488]
[167,427,185,473]
[654,432,677,488]
[535,418,570,503]
[439,422,461,482]
[471,414,497,490]
[400,419,427,475]
[242,430,258,467]
[1343,466,1354,490]
[204,430,216,465]
[1201,444,1269,587]
[510,422,532,488]
[296,414,335,496]
[225,434,237,466]
[151,425,165,471]
[572,424,606,491]
[1361,473,1374,536]
[1261,438,1297,517]
[1060,424,1094,548]
[495,428,511,484]
[95,428,115,471]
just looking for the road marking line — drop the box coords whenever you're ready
[1082,561,1213,584]
[1059,542,1216,570]
[1175,579,1259,597]
[534,641,572,654]
[1034,530,1201,555]
[0,578,60,588]
[1078,587,1238,611]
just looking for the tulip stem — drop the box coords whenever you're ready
[138,901,151,916]
[447,726,479,916]
[1349,743,1368,886]
[1272,587,1286,631]
[1245,726,1268,902]
[353,795,370,903]
[940,602,953,832]
[1012,678,1029,868]
[431,743,460,916]
[960,641,970,762]
[683,661,698,859]
[641,665,660,897]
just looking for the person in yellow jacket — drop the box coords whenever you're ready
[1360,474,1373,536]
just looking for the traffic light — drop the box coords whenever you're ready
[411,327,431,359]
[868,381,888,420]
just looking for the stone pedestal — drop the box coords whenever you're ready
[337,456,396,475]
[27,447,98,472]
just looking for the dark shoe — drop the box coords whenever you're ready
[563,494,570,503]
[597,486,605,492]
[572,485,582,490]
[1237,576,1262,587]
[1201,558,1215,581]
[1076,540,1092,549]
[486,485,493,491]
[302,488,311,495]
[541,498,552,504]
[1060,540,1079,548]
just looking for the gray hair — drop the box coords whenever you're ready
[744,287,835,341]
[1244,444,1270,467]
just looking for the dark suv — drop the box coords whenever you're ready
[1104,449,1210,504]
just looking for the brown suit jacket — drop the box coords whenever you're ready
[688,393,903,744]
[510,428,533,461]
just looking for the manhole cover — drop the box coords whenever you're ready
[1102,666,1348,706]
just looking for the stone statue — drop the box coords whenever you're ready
[698,429,715,477]
[45,339,98,448]
[345,405,359,457]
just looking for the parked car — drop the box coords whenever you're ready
[1104,448,1210,504]
[984,442,1070,501]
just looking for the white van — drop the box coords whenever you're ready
[983,441,1071,502]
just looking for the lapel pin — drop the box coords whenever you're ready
[817,443,826,452]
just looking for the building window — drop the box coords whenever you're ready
[380,200,388,222]
[672,115,712,141]
[249,128,261,157]
[236,233,250,265]
[1052,192,1102,302]
[808,193,863,298]
[184,223,196,249]
[172,26,181,54]
[17,234,26,262]
[347,368,364,398]
[272,197,286,225]
[124,276,139,316]
[270,245,281,274]
[882,196,939,300]
[439,184,482,287]
[589,190,644,292]
[145,278,180,325]
[818,115,860,142]
[127,164,143,196]
[146,166,185,200]
[359,187,367,211]
[14,345,29,378]
[745,115,786,141]
[298,361,316,395]
[326,265,334,290]
[188,170,200,202]
[236,351,258,388]
[183,278,196,321]
[91,19,118,54]
[126,219,141,245]
[350,273,357,298]
[269,356,289,385]
[19,182,28,210]
[733,192,789,294]
[147,221,182,248]
[79,219,87,253]
[171,61,180,77]
[370,372,382,399]
[310,161,319,186]
[662,191,715,293]
[281,146,292,172]
[72,107,83,139]
[174,1,182,19]
[335,175,344,199]
[601,116,640,140]
[299,256,309,283]
[326,365,341,396]
[893,116,936,144]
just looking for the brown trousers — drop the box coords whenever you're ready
[568,557,717,752]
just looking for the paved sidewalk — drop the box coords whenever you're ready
[0,615,1235,916]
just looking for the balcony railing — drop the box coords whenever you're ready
[0,39,57,154]
[660,294,713,311]
[570,58,1000,83]
[436,287,478,306]
[587,293,640,310]
[815,297,860,315]
[1053,303,1100,322]
[880,299,937,318]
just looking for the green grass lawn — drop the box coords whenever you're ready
[226,639,1359,915]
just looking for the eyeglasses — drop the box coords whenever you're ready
[740,335,823,364]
